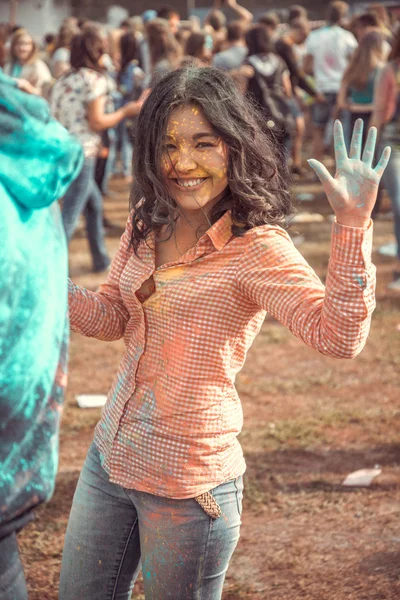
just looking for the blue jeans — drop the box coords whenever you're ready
[120,120,133,177]
[102,127,117,194]
[381,145,400,259]
[109,120,133,178]
[59,442,243,600]
[62,157,110,271]
[0,533,28,600]
[312,92,337,127]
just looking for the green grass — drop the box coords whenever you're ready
[240,407,400,452]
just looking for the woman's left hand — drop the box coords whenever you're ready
[17,78,38,96]
[308,118,391,227]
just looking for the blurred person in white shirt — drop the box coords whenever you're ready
[304,1,357,160]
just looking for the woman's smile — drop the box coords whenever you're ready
[170,177,209,191]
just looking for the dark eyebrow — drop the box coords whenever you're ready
[192,133,218,140]
[165,132,218,141]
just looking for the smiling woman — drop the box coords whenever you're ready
[130,66,292,257]
[63,66,389,600]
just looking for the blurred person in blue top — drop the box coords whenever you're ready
[0,70,83,600]
[115,31,146,180]
[337,30,386,145]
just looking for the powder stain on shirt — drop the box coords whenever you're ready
[68,212,376,499]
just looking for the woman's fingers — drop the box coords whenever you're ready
[361,126,377,167]
[374,146,391,177]
[333,120,347,167]
[349,118,364,160]
[307,159,334,186]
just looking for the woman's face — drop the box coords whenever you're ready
[161,104,229,215]
[14,34,33,63]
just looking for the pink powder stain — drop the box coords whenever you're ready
[325,53,339,70]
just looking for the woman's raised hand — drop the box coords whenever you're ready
[308,119,391,228]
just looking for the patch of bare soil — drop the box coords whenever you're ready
[19,177,400,599]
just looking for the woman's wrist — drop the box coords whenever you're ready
[118,106,128,121]
[335,216,371,228]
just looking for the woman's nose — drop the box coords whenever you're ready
[174,150,197,172]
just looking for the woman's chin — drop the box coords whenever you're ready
[174,195,214,212]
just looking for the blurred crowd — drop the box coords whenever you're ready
[1,0,400,289]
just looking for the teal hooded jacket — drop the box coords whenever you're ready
[0,71,83,534]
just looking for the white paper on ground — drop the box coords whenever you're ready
[342,467,382,487]
[76,394,107,408]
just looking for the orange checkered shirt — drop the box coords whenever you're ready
[68,210,375,498]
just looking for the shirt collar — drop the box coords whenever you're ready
[205,210,233,252]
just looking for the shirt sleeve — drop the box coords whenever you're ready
[31,60,52,93]
[235,221,375,359]
[68,214,133,341]
[52,47,70,63]
[85,71,108,103]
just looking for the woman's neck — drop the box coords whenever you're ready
[176,211,211,236]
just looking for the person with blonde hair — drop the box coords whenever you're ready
[337,30,386,144]
[4,28,52,97]
[368,3,393,40]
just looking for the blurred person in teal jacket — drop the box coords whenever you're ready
[0,70,83,599]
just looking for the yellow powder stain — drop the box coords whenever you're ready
[144,292,163,312]
[99,560,102,565]
[159,266,186,281]
[77,546,81,551]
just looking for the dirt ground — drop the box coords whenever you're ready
[19,174,400,600]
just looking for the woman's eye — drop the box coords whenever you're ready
[164,144,177,151]
[196,142,214,148]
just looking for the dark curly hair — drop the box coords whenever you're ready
[130,66,292,254]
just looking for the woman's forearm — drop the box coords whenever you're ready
[68,279,129,341]
[88,98,144,132]
[88,106,126,132]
